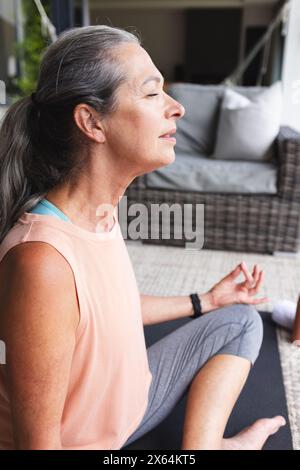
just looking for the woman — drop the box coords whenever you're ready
[0,25,285,450]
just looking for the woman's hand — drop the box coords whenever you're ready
[202,262,269,312]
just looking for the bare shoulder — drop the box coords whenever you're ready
[0,240,73,276]
[0,241,80,332]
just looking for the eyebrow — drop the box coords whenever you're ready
[141,75,164,87]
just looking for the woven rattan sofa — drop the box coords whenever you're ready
[125,117,300,254]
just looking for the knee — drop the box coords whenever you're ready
[198,304,264,366]
[236,304,263,334]
[232,304,264,363]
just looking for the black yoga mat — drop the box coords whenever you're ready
[123,311,293,450]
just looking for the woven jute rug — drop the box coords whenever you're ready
[126,240,300,449]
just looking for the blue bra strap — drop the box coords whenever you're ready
[28,199,71,222]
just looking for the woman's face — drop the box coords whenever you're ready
[102,43,185,176]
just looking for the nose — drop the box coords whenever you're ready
[165,94,185,120]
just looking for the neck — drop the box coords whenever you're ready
[45,156,134,233]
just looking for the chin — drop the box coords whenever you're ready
[139,151,175,175]
[161,152,176,167]
[154,151,176,170]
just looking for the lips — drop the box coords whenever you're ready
[159,128,176,138]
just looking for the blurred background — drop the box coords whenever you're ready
[0,0,299,131]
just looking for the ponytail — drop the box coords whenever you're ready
[0,96,45,243]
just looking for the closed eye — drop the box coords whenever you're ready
[147,94,159,97]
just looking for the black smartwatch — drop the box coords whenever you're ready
[189,293,202,319]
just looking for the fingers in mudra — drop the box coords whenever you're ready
[251,269,264,293]
[240,261,255,287]
[233,262,268,305]
[243,270,269,304]
[252,264,260,284]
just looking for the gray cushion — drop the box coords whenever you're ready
[212,82,282,162]
[167,83,224,155]
[146,153,277,194]
[233,85,269,99]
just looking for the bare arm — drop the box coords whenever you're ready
[0,242,80,449]
[140,293,214,326]
[140,262,266,326]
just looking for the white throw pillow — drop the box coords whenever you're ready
[212,82,282,161]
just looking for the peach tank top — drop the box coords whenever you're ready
[0,208,152,449]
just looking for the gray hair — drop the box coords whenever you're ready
[0,25,141,243]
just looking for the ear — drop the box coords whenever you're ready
[73,104,106,144]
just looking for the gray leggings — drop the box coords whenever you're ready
[121,304,263,448]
